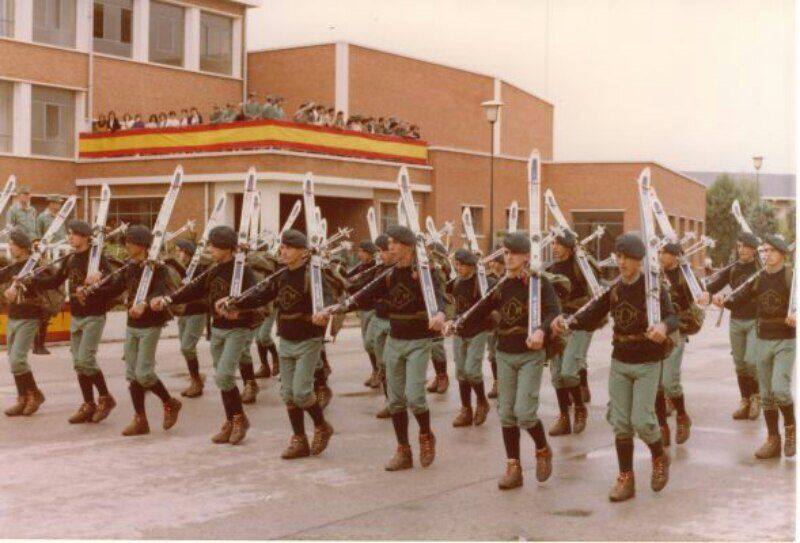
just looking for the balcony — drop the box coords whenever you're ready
[78,119,428,165]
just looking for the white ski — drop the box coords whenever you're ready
[249,191,261,250]
[15,195,77,282]
[636,168,661,327]
[183,194,226,284]
[0,175,17,219]
[397,201,408,227]
[527,150,542,334]
[367,206,379,241]
[461,207,489,296]
[133,166,184,306]
[397,166,439,320]
[87,184,111,277]
[302,173,325,314]
[230,167,258,298]
[508,200,519,233]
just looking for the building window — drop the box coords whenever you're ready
[31,86,75,158]
[379,200,420,232]
[0,81,11,153]
[33,0,77,48]
[200,11,232,75]
[149,0,184,67]
[93,0,133,57]
[461,205,485,237]
[108,197,163,229]
[0,0,13,37]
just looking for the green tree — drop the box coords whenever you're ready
[747,200,780,240]
[781,204,796,245]
[706,174,748,265]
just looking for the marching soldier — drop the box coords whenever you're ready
[152,226,256,445]
[552,233,677,502]
[722,234,795,459]
[6,186,37,239]
[700,232,761,420]
[324,225,446,471]
[346,240,380,388]
[171,240,208,398]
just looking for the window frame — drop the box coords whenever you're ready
[199,10,233,75]
[31,85,76,159]
[92,0,134,58]
[148,0,186,68]
[32,0,77,49]
[0,0,13,38]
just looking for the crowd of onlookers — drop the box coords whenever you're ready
[91,91,421,140]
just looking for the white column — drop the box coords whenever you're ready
[74,91,87,159]
[231,17,243,78]
[12,82,31,156]
[132,0,150,62]
[184,7,200,71]
[335,42,349,115]
[493,78,502,155]
[13,0,32,41]
[75,0,92,52]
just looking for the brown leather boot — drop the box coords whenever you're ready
[426,376,438,393]
[162,398,182,430]
[664,396,674,417]
[535,445,553,482]
[580,384,591,404]
[281,434,311,459]
[22,389,45,416]
[675,414,691,444]
[573,406,588,434]
[474,401,490,426]
[419,432,436,467]
[4,396,27,417]
[254,365,271,379]
[609,471,635,502]
[661,424,671,447]
[452,407,473,427]
[229,413,250,445]
[385,445,413,471]
[784,425,796,458]
[748,394,761,421]
[211,421,233,444]
[755,435,782,459]
[732,398,750,420]
[488,380,498,399]
[68,402,96,424]
[92,395,116,422]
[549,414,571,436]
[316,385,333,409]
[651,455,670,492]
[369,370,382,388]
[311,421,334,455]
[121,414,150,436]
[241,380,259,404]
[435,374,449,394]
[498,459,523,490]
[363,372,374,388]
[375,405,391,419]
[181,375,204,398]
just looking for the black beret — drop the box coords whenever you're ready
[503,232,531,254]
[614,233,646,260]
[764,234,789,254]
[359,239,378,253]
[175,239,196,255]
[281,228,308,249]
[208,225,237,250]
[8,229,31,250]
[125,225,152,247]
[375,234,390,250]
[67,220,92,237]
[661,241,683,256]
[454,248,477,266]
[386,225,415,246]
[737,232,760,249]
[555,230,577,248]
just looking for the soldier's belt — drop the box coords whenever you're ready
[497,325,527,336]
[390,311,428,321]
[613,333,648,343]
[280,312,311,322]
[759,317,788,324]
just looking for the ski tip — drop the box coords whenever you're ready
[174,165,184,176]
[638,167,651,185]
[7,174,16,186]
[528,148,540,160]
[731,199,740,213]
[247,165,257,176]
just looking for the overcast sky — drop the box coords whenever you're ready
[247,0,795,175]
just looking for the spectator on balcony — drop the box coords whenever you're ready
[107,111,122,132]
[409,124,421,139]
[157,112,168,128]
[322,107,335,127]
[120,113,134,130]
[273,96,286,120]
[243,92,262,120]
[221,103,238,123]
[209,105,222,124]
[165,111,180,128]
[95,114,110,133]
[188,107,203,125]
[334,111,346,129]
[145,114,159,129]
[132,114,145,129]
[179,109,190,126]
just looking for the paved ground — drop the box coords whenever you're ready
[0,313,795,540]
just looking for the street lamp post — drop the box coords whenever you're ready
[752,155,763,199]
[481,100,503,252]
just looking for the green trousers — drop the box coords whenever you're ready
[209,327,250,391]
[238,326,258,366]
[6,318,38,375]
[497,349,546,428]
[384,336,432,414]
[70,315,106,376]
[365,315,391,371]
[660,331,686,398]
[431,337,446,363]
[178,314,206,359]
[256,311,276,347]
[279,337,324,408]
[606,358,662,443]
[550,329,594,389]
[357,310,375,355]
[730,318,757,378]
[754,337,795,409]
[123,326,163,388]
[453,331,489,385]
[487,332,497,360]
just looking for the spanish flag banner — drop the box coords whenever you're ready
[80,120,428,165]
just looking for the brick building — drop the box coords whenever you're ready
[0,0,705,262]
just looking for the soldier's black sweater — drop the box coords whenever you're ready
[0,261,48,320]
[705,259,758,320]
[30,249,117,317]
[664,265,692,313]
[447,272,495,338]
[460,274,559,354]
[345,263,445,340]
[349,263,391,318]
[169,259,256,329]
[236,261,333,341]
[570,273,678,364]
[165,259,209,316]
[726,265,795,340]
[105,260,170,328]
[547,255,604,332]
